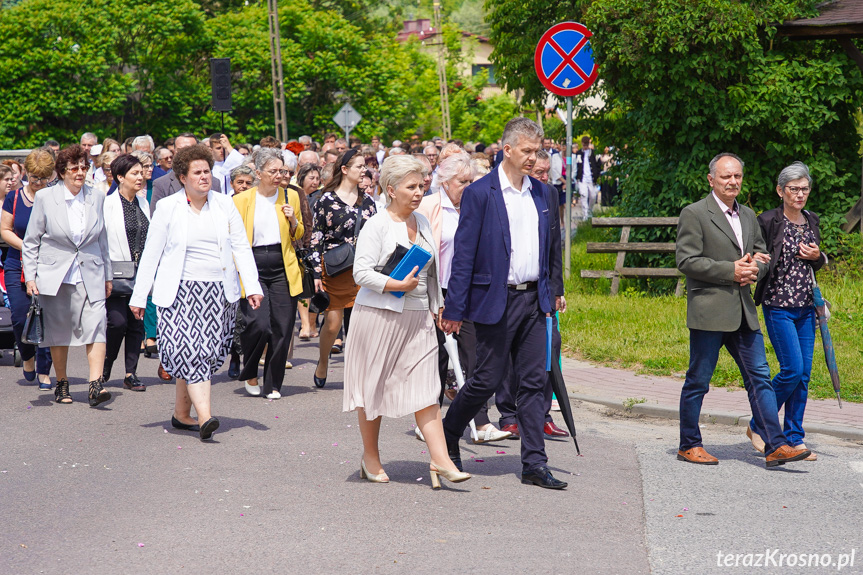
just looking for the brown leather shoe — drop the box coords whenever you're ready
[158,363,173,381]
[765,445,811,467]
[677,447,719,465]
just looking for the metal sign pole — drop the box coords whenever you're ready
[344,110,349,141]
[564,96,573,279]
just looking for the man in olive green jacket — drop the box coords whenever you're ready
[675,153,810,468]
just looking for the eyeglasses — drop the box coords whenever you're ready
[141,164,153,169]
[65,165,87,173]
[785,186,810,196]
[265,169,289,176]
[28,176,49,185]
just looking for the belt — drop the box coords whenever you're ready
[252,244,282,252]
[508,281,537,291]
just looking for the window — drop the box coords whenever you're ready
[472,64,496,86]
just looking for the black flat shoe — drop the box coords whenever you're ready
[171,416,200,432]
[199,417,220,441]
[88,378,112,407]
[144,342,158,359]
[228,357,241,380]
[521,466,568,490]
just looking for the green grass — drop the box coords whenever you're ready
[559,222,863,403]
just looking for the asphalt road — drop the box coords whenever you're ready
[1,338,860,574]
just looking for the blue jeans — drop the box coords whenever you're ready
[679,326,788,453]
[755,305,816,446]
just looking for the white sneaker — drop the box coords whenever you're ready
[472,426,513,443]
[266,390,281,400]
[414,426,426,442]
[244,381,261,397]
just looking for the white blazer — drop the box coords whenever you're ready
[352,210,442,313]
[130,191,263,309]
[103,191,151,262]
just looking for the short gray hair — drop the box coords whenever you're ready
[132,135,155,152]
[80,132,98,144]
[777,161,812,190]
[254,147,283,172]
[230,165,255,182]
[433,151,474,190]
[130,150,153,165]
[380,155,425,205]
[389,147,406,156]
[501,117,544,149]
[298,135,312,145]
[708,153,745,177]
[535,149,550,162]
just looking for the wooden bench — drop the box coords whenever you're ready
[581,217,684,296]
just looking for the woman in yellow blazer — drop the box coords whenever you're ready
[233,148,304,399]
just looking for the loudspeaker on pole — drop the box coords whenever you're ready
[210,58,232,112]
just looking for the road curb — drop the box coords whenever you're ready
[568,392,863,442]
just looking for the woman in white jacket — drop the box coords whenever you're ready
[342,155,470,489]
[130,145,263,441]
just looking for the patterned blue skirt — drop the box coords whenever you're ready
[157,281,237,384]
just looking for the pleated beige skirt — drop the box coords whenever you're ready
[343,304,439,420]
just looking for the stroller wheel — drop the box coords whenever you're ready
[13,347,21,367]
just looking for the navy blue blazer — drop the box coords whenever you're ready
[442,168,563,325]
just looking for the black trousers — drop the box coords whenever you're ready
[105,294,145,375]
[238,245,298,394]
[497,314,559,427]
[435,290,490,426]
[443,288,551,471]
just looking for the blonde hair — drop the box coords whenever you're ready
[380,155,425,205]
[24,148,55,179]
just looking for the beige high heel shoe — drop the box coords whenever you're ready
[429,463,471,489]
[360,459,390,483]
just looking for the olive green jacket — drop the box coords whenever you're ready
[675,194,769,332]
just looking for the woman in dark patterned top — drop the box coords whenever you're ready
[103,154,151,391]
[753,162,827,461]
[309,149,376,387]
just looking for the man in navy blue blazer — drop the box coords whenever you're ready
[440,117,567,489]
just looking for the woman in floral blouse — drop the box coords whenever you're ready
[752,161,827,461]
[309,149,376,387]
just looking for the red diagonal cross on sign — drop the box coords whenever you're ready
[546,34,591,84]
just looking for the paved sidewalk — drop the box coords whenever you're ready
[561,357,863,441]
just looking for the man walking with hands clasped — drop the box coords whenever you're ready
[440,117,566,489]
[675,153,810,468]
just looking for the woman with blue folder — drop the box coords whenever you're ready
[343,155,471,489]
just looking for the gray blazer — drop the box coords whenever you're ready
[22,183,112,301]
[675,194,768,332]
[150,170,221,216]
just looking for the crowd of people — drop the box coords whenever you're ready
[1,117,824,488]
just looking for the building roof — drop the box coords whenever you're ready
[396,19,490,44]
[776,0,863,38]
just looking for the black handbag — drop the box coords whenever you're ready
[376,244,409,276]
[110,203,145,297]
[322,208,363,277]
[22,294,43,345]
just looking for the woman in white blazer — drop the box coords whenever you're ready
[130,145,263,441]
[342,155,470,489]
[23,145,113,408]
[102,155,151,392]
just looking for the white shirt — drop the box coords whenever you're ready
[252,191,281,247]
[712,191,744,256]
[182,202,224,281]
[438,188,460,289]
[497,164,539,284]
[582,149,594,185]
[62,186,86,285]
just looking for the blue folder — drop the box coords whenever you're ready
[546,316,553,371]
[389,244,433,298]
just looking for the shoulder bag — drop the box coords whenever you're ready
[323,204,363,277]
[111,202,145,296]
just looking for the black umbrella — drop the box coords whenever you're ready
[547,315,580,453]
[813,283,841,407]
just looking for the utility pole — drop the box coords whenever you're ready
[268,0,288,143]
[433,0,451,140]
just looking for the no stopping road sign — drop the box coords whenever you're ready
[534,22,598,97]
